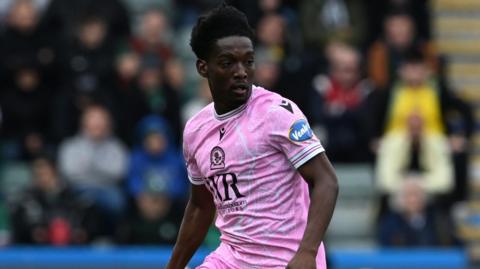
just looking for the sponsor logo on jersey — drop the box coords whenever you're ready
[205,172,246,214]
[205,173,245,202]
[289,119,313,142]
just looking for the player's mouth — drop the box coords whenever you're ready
[231,83,250,95]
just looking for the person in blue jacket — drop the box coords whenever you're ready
[127,115,187,202]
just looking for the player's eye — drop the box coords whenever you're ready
[245,59,255,67]
[220,61,232,68]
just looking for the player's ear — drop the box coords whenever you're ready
[196,59,208,78]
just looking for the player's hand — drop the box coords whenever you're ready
[286,250,316,269]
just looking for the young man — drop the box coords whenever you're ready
[167,4,338,269]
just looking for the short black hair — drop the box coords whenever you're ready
[32,152,57,168]
[402,48,425,65]
[384,9,413,22]
[190,3,255,60]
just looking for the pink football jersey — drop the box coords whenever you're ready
[183,86,326,268]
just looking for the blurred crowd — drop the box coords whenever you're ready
[0,0,474,249]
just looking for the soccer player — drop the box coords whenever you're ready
[167,4,338,269]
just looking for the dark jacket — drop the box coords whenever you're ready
[378,207,440,247]
[11,184,103,245]
[116,199,183,245]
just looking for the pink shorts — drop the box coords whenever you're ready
[196,243,327,269]
[195,252,235,269]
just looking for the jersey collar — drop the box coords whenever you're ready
[214,101,248,121]
[213,86,255,121]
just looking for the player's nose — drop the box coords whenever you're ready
[233,63,248,80]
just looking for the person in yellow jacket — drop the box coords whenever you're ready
[368,49,473,204]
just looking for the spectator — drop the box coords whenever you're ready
[232,0,302,51]
[0,0,56,89]
[116,185,183,245]
[41,0,130,41]
[254,47,281,91]
[114,49,141,89]
[310,42,371,162]
[256,14,287,64]
[58,105,128,219]
[299,0,367,51]
[52,15,117,141]
[129,10,189,111]
[376,113,454,195]
[232,0,290,26]
[121,1,173,24]
[378,179,445,247]
[255,12,316,119]
[127,115,187,202]
[0,64,51,160]
[11,155,103,245]
[130,9,173,65]
[111,49,149,146]
[164,58,187,94]
[369,50,473,204]
[137,55,182,142]
[366,0,431,45]
[181,79,212,126]
[60,14,115,95]
[367,11,437,89]
[0,0,50,23]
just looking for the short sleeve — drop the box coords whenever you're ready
[267,99,325,169]
[182,132,204,185]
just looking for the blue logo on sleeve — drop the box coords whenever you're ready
[289,119,313,142]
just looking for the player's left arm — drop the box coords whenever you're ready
[287,152,338,269]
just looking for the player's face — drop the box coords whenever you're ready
[197,36,255,114]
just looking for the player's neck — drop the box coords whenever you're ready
[214,101,246,116]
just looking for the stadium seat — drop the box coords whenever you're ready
[325,164,377,248]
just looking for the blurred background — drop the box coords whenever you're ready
[0,0,478,268]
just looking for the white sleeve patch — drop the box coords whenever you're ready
[188,175,204,185]
[290,142,325,169]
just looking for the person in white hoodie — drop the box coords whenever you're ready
[58,104,128,219]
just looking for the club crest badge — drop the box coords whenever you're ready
[210,146,225,170]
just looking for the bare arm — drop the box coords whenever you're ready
[166,184,216,269]
[287,152,339,268]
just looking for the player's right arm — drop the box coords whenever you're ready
[165,183,216,269]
